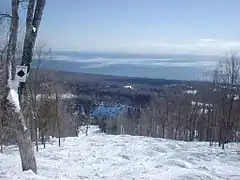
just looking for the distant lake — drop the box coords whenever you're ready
[32,52,222,81]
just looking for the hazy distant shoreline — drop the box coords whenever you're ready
[32,52,220,81]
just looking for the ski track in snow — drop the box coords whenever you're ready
[0,126,240,180]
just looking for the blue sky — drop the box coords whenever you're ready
[2,0,240,54]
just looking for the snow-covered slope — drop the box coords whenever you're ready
[0,126,240,180]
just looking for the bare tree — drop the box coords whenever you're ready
[25,45,47,151]
[0,0,36,173]
[213,53,240,149]
[0,0,46,173]
[17,0,45,172]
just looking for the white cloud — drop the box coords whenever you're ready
[120,39,240,55]
[199,38,217,42]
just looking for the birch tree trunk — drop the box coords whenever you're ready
[3,0,38,174]
[14,114,37,173]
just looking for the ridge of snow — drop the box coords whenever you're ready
[0,126,240,180]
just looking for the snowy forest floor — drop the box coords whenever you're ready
[0,126,240,180]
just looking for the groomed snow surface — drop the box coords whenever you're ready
[0,126,240,180]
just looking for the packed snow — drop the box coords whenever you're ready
[0,126,240,180]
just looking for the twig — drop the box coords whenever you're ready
[0,13,12,19]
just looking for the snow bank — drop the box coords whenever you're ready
[0,126,240,180]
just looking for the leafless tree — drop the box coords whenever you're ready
[212,53,240,149]
[24,45,48,151]
[0,0,46,173]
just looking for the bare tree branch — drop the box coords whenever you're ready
[0,13,12,19]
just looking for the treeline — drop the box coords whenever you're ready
[99,53,240,149]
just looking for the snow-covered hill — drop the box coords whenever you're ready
[0,126,240,180]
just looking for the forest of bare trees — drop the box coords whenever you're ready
[1,0,240,177]
[102,53,240,150]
